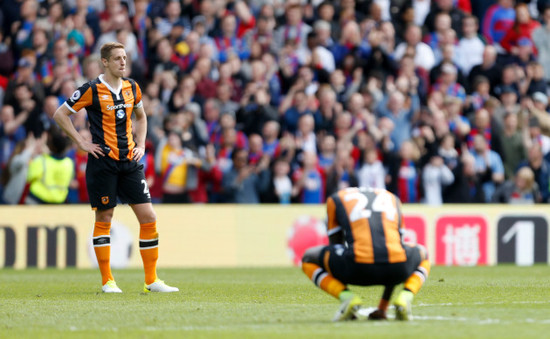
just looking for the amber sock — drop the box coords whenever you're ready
[302,262,346,299]
[404,259,431,294]
[93,221,113,285]
[140,221,159,285]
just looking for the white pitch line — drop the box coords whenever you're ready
[417,300,550,307]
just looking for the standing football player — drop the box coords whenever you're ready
[302,187,430,321]
[54,42,178,293]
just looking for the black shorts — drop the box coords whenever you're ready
[86,155,151,210]
[319,245,421,287]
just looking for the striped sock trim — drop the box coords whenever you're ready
[93,236,110,247]
[139,238,159,249]
[312,268,328,287]
[413,270,426,283]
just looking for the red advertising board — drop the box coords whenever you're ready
[402,215,427,247]
[435,215,488,266]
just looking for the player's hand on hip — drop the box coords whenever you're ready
[80,141,105,159]
[132,146,145,162]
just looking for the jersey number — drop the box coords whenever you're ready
[141,179,150,195]
[344,191,397,222]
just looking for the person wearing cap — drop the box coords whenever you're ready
[527,115,550,156]
[511,37,537,70]
[526,93,550,138]
[532,92,549,110]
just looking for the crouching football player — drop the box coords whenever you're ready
[301,187,430,321]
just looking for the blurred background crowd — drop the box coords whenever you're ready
[1,0,550,205]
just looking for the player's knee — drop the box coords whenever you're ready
[95,208,114,223]
[302,246,324,266]
[133,204,157,224]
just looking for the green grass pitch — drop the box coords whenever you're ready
[1,266,549,338]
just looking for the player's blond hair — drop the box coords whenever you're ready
[100,42,126,61]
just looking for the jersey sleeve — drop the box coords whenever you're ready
[64,83,93,114]
[134,81,143,109]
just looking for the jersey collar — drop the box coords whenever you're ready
[99,74,122,97]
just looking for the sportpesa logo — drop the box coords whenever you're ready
[106,103,132,110]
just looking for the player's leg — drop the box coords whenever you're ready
[368,285,395,320]
[130,202,178,293]
[118,160,176,291]
[86,156,120,292]
[93,208,121,292]
[394,244,431,320]
[130,203,158,283]
[302,245,363,321]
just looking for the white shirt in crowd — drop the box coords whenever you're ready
[393,41,436,71]
[455,36,485,75]
[422,163,455,206]
[357,160,386,190]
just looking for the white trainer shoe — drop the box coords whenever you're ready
[143,278,179,293]
[102,280,122,293]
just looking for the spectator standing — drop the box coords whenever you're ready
[500,4,540,56]
[482,0,515,45]
[468,45,501,95]
[273,4,312,51]
[455,15,486,75]
[292,151,325,204]
[501,112,528,179]
[357,148,386,189]
[394,24,436,71]
[222,148,270,203]
[470,134,505,202]
[422,155,454,205]
[1,134,40,204]
[423,0,467,37]
[25,129,74,204]
[532,6,550,83]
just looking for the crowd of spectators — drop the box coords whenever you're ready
[1,0,550,205]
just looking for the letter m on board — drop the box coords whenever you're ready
[27,225,77,267]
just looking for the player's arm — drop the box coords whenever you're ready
[53,104,104,159]
[132,105,147,162]
[326,196,344,245]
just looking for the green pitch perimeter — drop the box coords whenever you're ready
[0,266,549,338]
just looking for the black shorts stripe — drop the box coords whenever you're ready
[90,82,103,146]
[140,239,159,248]
[93,236,110,246]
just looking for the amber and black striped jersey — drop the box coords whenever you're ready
[64,74,143,161]
[326,187,406,264]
